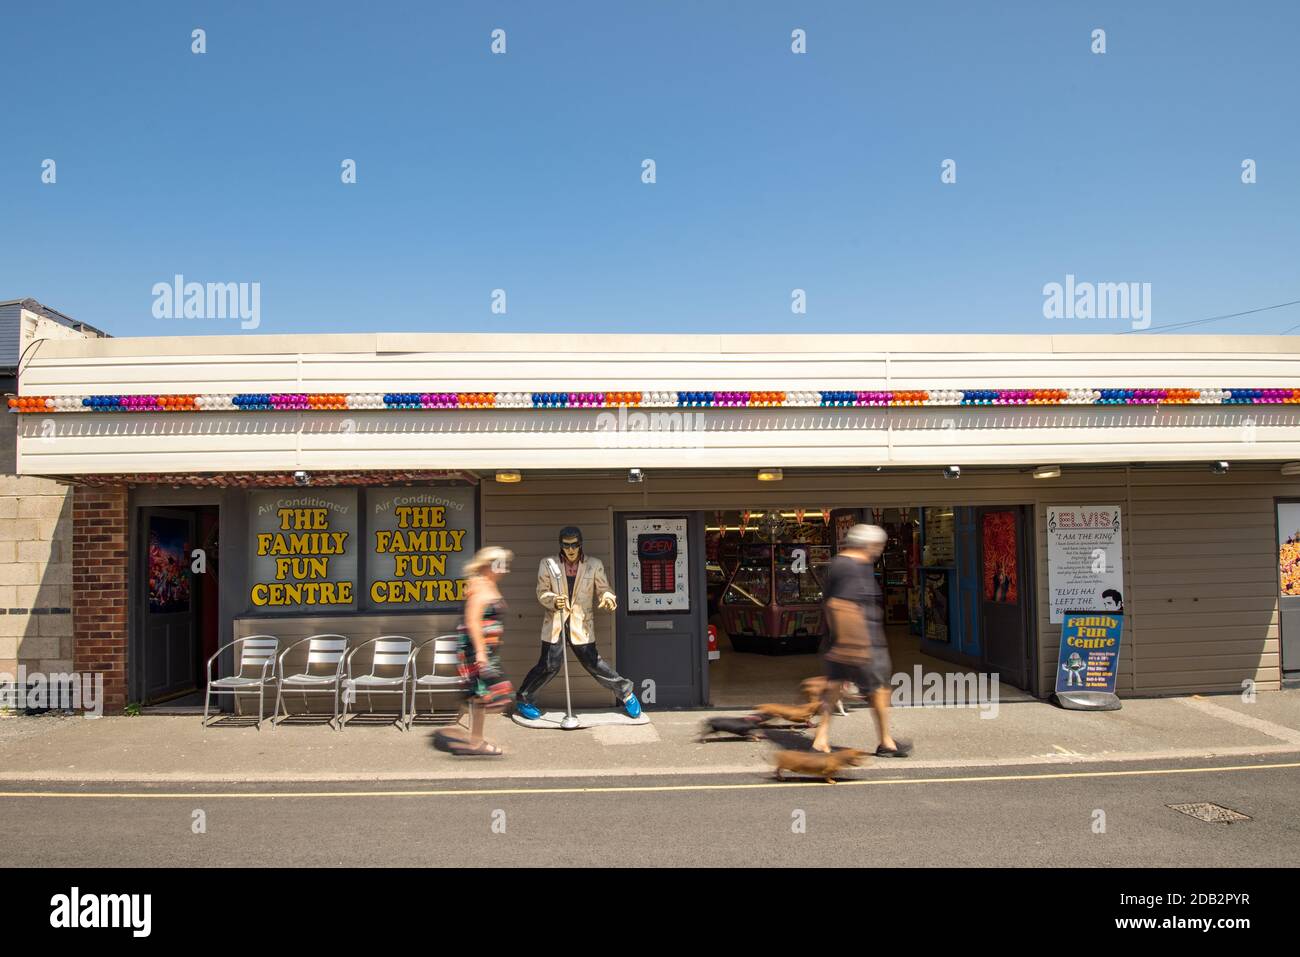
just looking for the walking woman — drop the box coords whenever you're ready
[451,546,515,756]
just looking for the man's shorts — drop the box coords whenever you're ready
[825,646,893,695]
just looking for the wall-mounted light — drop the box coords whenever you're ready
[1033,465,1062,480]
[1282,462,1300,477]
[495,470,522,483]
[1211,461,1230,475]
[628,468,645,484]
[942,465,961,480]
[293,470,311,486]
[757,468,784,482]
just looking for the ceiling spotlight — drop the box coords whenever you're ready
[1211,461,1230,475]
[495,470,522,483]
[757,468,784,482]
[628,468,644,484]
[942,465,961,480]
[1033,465,1062,480]
[1282,462,1300,478]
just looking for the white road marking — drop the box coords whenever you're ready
[1176,695,1300,745]
[2,761,1297,800]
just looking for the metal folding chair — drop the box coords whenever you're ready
[203,635,279,730]
[341,636,414,731]
[406,634,468,730]
[274,634,349,730]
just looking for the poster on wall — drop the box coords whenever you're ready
[366,486,477,609]
[248,489,357,609]
[1054,611,1124,710]
[830,509,861,552]
[626,517,689,612]
[147,516,191,614]
[1046,505,1123,624]
[922,508,955,566]
[982,510,1019,603]
[923,571,950,642]
[1278,503,1300,596]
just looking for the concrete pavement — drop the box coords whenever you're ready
[1,689,1298,783]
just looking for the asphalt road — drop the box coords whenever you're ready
[2,754,1297,867]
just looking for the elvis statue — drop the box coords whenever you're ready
[514,526,642,720]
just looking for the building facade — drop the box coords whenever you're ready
[0,301,108,693]
[9,332,1300,712]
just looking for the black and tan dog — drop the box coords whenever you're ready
[698,713,770,742]
[770,747,870,783]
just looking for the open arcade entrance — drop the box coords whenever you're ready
[703,505,1036,707]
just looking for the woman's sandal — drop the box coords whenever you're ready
[451,740,504,757]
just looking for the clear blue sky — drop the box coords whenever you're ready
[3,1,1298,338]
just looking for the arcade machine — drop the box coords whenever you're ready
[716,511,830,654]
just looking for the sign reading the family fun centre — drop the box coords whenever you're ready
[249,490,357,608]
[366,487,476,609]
[1055,612,1124,696]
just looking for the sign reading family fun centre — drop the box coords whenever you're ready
[1056,612,1124,694]
[366,487,476,609]
[249,490,358,608]
[1045,505,1124,624]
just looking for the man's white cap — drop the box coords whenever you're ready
[845,524,888,548]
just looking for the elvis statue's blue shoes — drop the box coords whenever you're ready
[621,693,642,719]
[516,701,543,721]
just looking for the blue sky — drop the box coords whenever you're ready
[3,1,1298,338]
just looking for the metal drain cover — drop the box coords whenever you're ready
[1167,802,1252,824]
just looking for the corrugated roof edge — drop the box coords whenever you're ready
[0,297,111,339]
[14,330,1300,360]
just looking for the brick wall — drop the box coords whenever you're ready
[71,486,129,714]
[0,410,75,683]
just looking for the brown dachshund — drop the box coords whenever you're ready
[755,700,821,726]
[771,747,870,783]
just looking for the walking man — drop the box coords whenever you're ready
[514,526,642,720]
[812,524,911,757]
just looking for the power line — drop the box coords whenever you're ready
[1126,298,1300,334]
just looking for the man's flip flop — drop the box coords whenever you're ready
[875,739,912,758]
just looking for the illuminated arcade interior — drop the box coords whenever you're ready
[704,506,981,707]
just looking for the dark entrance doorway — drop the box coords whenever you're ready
[138,506,220,704]
[976,506,1034,693]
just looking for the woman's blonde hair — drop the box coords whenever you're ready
[464,546,514,577]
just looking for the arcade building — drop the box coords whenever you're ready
[8,330,1300,713]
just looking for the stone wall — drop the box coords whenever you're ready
[0,410,75,681]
